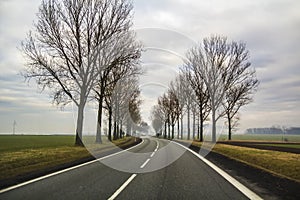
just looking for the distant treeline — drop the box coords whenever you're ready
[245,127,300,135]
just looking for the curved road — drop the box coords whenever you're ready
[0,137,260,200]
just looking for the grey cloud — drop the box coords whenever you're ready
[0,0,299,133]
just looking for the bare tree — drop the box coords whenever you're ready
[223,77,259,140]
[185,65,210,142]
[94,31,142,143]
[168,89,180,139]
[178,72,194,140]
[103,63,141,141]
[127,88,142,136]
[21,0,127,146]
[156,89,181,139]
[118,77,142,138]
[112,76,141,139]
[185,35,254,142]
[191,100,197,139]
[150,105,164,136]
[158,94,170,139]
[169,79,184,139]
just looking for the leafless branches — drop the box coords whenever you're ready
[184,35,258,141]
[21,0,141,145]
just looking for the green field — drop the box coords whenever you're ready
[0,135,134,181]
[256,143,300,149]
[0,135,76,153]
[218,134,300,142]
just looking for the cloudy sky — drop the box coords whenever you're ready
[0,0,299,134]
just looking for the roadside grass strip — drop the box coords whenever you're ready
[0,135,136,180]
[212,144,300,182]
[190,140,300,182]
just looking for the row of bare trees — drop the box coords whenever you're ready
[106,77,142,141]
[151,36,259,142]
[21,0,143,146]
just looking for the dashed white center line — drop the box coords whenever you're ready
[150,151,155,157]
[152,141,159,156]
[140,158,151,169]
[155,140,159,151]
[107,174,137,200]
[108,139,160,199]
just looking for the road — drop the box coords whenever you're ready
[0,137,260,200]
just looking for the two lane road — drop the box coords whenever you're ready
[0,137,260,200]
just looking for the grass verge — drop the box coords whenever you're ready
[220,134,300,142]
[0,135,136,181]
[191,140,300,182]
[256,143,300,149]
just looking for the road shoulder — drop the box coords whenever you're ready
[189,144,300,200]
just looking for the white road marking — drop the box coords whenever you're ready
[150,152,155,157]
[107,174,137,200]
[154,140,159,152]
[140,158,151,169]
[0,139,145,194]
[108,139,160,199]
[172,141,263,200]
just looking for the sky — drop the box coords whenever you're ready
[0,0,299,135]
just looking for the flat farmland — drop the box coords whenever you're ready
[0,135,135,181]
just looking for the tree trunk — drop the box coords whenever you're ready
[172,124,175,139]
[200,113,204,142]
[168,121,170,139]
[116,97,120,139]
[228,112,232,140]
[200,123,204,142]
[187,105,190,140]
[108,108,112,141]
[192,111,196,139]
[126,118,131,136]
[75,101,85,146]
[180,114,183,140]
[113,120,117,140]
[212,107,216,143]
[96,99,103,144]
[116,124,119,139]
[164,121,167,139]
[197,115,200,140]
[177,118,180,139]
[120,120,123,138]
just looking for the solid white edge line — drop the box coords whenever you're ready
[0,139,145,194]
[107,174,137,200]
[172,141,263,200]
[140,158,151,169]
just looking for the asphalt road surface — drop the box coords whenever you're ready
[0,137,261,200]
